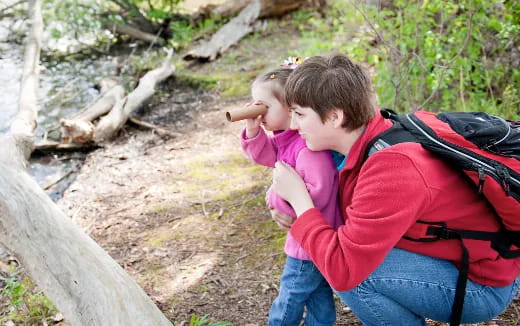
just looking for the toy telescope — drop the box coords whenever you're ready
[226,104,267,122]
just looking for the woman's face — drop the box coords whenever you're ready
[289,104,334,151]
[251,82,290,132]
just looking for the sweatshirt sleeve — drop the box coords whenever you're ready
[294,149,337,211]
[290,151,432,291]
[240,128,277,168]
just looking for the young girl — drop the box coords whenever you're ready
[240,65,343,326]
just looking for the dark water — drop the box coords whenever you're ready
[0,17,134,200]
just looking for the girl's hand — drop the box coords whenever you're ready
[269,208,296,231]
[244,101,263,138]
[272,162,315,216]
[245,115,262,138]
[266,187,295,231]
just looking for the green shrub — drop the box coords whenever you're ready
[292,0,519,118]
[0,266,63,325]
[345,0,519,118]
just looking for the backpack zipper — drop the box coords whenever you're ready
[405,114,520,198]
[492,117,512,146]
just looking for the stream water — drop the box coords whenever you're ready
[0,16,133,200]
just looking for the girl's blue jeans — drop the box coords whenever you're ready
[268,256,336,326]
[336,248,520,326]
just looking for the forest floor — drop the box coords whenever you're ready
[10,9,520,326]
[56,81,520,326]
[55,84,520,326]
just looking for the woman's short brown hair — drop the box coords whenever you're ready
[285,54,376,131]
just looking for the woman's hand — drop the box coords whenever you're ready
[272,161,315,216]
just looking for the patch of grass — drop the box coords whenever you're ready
[173,72,220,90]
[0,265,65,325]
[144,263,169,289]
[147,202,175,215]
[182,152,267,200]
[147,226,181,247]
[249,219,287,267]
[146,213,211,247]
[174,314,231,326]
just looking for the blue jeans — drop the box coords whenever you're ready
[269,256,336,326]
[336,248,520,326]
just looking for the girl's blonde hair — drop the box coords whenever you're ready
[252,67,294,104]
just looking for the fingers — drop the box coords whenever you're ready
[270,209,295,231]
[276,221,291,231]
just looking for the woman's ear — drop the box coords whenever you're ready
[327,109,344,128]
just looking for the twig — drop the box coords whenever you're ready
[235,253,250,263]
[201,190,210,218]
[348,0,402,60]
[0,0,25,14]
[145,27,164,55]
[459,69,466,112]
[43,169,74,190]
[128,117,182,137]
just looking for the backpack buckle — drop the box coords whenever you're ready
[403,221,453,242]
[426,224,460,240]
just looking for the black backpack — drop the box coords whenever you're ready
[364,109,520,326]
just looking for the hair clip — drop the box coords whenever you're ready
[282,56,306,69]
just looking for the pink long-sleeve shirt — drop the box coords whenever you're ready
[241,128,342,260]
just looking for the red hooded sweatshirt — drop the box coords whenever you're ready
[290,110,520,292]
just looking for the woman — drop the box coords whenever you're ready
[269,53,520,326]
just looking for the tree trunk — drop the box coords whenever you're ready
[0,1,173,324]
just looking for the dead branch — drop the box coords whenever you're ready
[5,0,43,167]
[111,23,165,45]
[128,117,182,138]
[34,140,100,152]
[71,77,126,122]
[94,49,175,142]
[183,1,261,62]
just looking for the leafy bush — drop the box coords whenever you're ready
[292,0,519,119]
[360,0,519,118]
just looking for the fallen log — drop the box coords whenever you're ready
[94,49,176,142]
[183,0,322,62]
[183,1,261,62]
[208,0,318,18]
[71,77,125,122]
[50,50,175,146]
[0,1,173,324]
[57,77,125,144]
